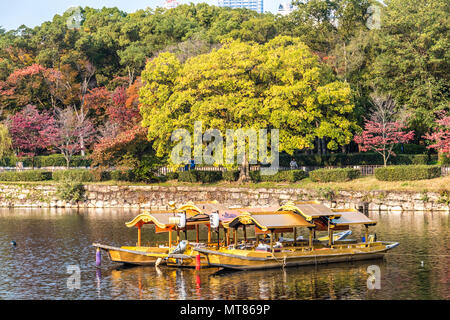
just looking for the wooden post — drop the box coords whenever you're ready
[137,224,142,247]
[365,225,369,244]
[207,225,211,244]
[329,229,333,247]
[217,226,220,249]
[309,228,313,249]
[177,229,180,243]
[270,230,274,252]
[196,224,199,243]
[169,228,172,249]
[243,225,247,242]
[234,229,237,245]
[294,228,297,246]
[226,228,230,246]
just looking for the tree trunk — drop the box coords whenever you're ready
[238,152,250,183]
[79,135,85,157]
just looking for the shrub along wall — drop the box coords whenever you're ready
[250,170,307,183]
[0,170,53,181]
[374,165,441,181]
[177,170,223,183]
[309,168,361,182]
[279,152,434,167]
[0,154,91,167]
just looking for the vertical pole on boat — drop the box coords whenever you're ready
[329,229,334,247]
[270,230,274,253]
[207,225,211,244]
[217,225,220,250]
[365,225,369,244]
[195,254,201,270]
[177,229,180,244]
[309,228,313,249]
[234,228,237,246]
[169,228,172,249]
[294,228,297,246]
[137,223,142,247]
[184,212,188,241]
[196,224,199,243]
[96,247,101,267]
[243,225,247,242]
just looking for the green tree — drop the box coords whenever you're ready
[140,36,358,170]
[0,123,13,158]
[371,0,449,137]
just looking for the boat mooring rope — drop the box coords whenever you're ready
[271,253,287,269]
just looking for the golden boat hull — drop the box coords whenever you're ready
[196,242,399,270]
[93,243,210,268]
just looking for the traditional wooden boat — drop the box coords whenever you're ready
[92,201,244,268]
[195,202,399,270]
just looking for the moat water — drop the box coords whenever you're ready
[0,208,448,300]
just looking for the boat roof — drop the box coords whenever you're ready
[278,201,342,220]
[224,211,315,231]
[125,212,210,229]
[177,200,228,215]
[330,209,377,226]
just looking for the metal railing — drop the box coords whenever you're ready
[1,164,448,177]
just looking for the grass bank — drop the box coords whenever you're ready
[1,175,449,192]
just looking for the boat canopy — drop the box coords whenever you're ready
[224,211,315,232]
[330,209,376,227]
[177,200,228,216]
[278,201,342,221]
[125,212,210,229]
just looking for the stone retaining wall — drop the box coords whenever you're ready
[0,184,448,212]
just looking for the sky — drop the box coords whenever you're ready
[0,0,281,31]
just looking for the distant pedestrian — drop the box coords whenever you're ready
[290,158,298,170]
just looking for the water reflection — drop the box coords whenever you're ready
[0,208,447,299]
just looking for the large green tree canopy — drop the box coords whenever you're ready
[139,36,358,164]
[371,0,449,135]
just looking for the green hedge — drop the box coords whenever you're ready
[374,165,441,181]
[249,170,307,183]
[309,168,361,182]
[52,169,98,182]
[110,170,135,181]
[439,154,450,165]
[177,170,223,183]
[165,172,179,180]
[0,170,53,181]
[0,154,92,168]
[223,170,240,182]
[279,152,432,167]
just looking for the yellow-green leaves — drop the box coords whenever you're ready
[140,36,358,163]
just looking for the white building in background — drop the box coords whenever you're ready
[164,0,180,9]
[217,0,264,14]
[278,1,294,16]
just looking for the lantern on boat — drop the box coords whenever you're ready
[210,212,220,229]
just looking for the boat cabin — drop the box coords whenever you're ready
[279,201,377,245]
[222,210,316,252]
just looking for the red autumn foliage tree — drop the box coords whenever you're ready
[84,87,112,126]
[90,78,146,168]
[0,64,62,113]
[7,105,56,166]
[107,86,141,128]
[354,96,414,166]
[423,112,450,156]
[44,107,96,168]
